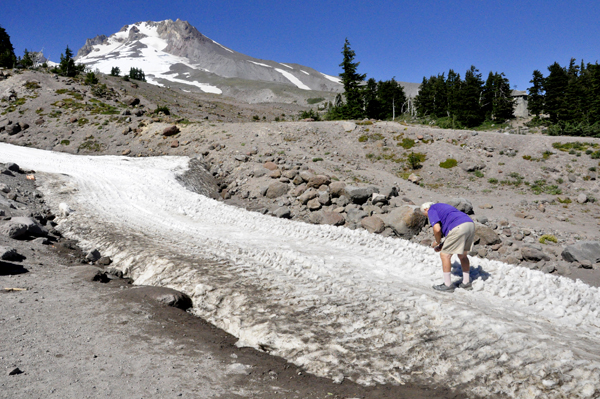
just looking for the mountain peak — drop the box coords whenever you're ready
[76,19,341,102]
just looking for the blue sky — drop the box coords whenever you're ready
[2,0,599,91]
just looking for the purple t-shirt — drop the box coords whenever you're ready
[427,203,473,237]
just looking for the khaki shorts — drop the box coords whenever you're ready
[441,222,475,255]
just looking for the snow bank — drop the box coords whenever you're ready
[1,143,599,398]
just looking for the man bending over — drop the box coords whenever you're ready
[420,202,475,292]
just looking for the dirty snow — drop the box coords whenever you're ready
[322,73,342,84]
[1,143,599,399]
[247,60,272,68]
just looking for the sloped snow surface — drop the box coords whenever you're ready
[2,143,600,398]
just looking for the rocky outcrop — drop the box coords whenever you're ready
[561,241,600,264]
[380,206,427,238]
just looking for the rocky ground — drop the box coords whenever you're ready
[2,67,600,396]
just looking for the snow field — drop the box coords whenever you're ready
[1,143,599,398]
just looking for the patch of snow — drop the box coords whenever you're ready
[274,68,310,90]
[321,73,341,84]
[210,39,234,53]
[160,76,222,94]
[247,60,272,68]
[279,63,293,69]
[301,70,309,75]
[1,142,600,398]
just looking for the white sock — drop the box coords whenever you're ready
[443,272,452,286]
[463,272,470,285]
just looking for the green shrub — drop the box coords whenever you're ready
[439,158,457,169]
[557,197,572,204]
[60,139,70,146]
[473,170,484,178]
[522,155,532,160]
[252,115,259,121]
[85,72,98,85]
[539,234,558,244]
[23,81,40,90]
[407,152,425,169]
[488,178,498,184]
[398,138,415,149]
[307,97,325,104]
[312,157,323,162]
[154,106,170,115]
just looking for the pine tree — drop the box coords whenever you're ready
[110,66,120,76]
[57,46,84,77]
[414,76,434,117]
[527,70,545,117]
[338,38,366,119]
[377,78,406,120]
[431,73,447,117]
[445,69,461,119]
[364,78,380,119]
[0,25,16,68]
[20,49,34,68]
[456,66,484,127]
[483,72,514,122]
[544,62,569,123]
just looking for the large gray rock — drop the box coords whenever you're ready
[380,205,427,238]
[521,247,550,262]
[0,246,19,261]
[329,181,346,197]
[344,185,379,204]
[561,241,600,263]
[474,223,502,246]
[9,217,48,237]
[129,286,193,310]
[361,216,385,234]
[446,198,474,215]
[298,188,318,204]
[265,182,289,199]
[345,208,368,223]
[308,211,345,226]
[0,222,28,239]
[6,124,21,136]
[306,175,331,188]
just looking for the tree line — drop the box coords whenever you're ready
[413,67,514,128]
[326,39,407,121]
[528,59,600,137]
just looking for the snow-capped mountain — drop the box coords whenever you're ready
[77,19,342,100]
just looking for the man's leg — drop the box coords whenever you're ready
[458,252,470,284]
[440,252,453,286]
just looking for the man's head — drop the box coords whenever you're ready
[420,202,435,216]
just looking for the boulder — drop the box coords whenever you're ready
[380,186,399,199]
[0,221,26,239]
[6,124,21,136]
[371,193,387,205]
[123,96,140,106]
[130,286,193,310]
[306,175,331,188]
[474,223,501,246]
[86,249,102,262]
[344,185,378,204]
[407,174,421,184]
[341,122,356,132]
[521,247,550,262]
[0,246,19,261]
[561,241,600,264]
[461,163,485,172]
[361,216,385,234]
[308,211,345,226]
[345,208,368,223]
[4,217,48,238]
[380,206,428,238]
[299,170,314,182]
[291,183,307,197]
[446,198,474,215]
[329,181,346,197]
[162,125,180,136]
[274,207,291,219]
[265,182,289,199]
[298,188,318,204]
[577,193,588,204]
[263,161,278,171]
[306,198,322,211]
[317,192,331,206]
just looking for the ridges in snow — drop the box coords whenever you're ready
[1,143,599,398]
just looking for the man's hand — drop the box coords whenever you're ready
[433,242,443,252]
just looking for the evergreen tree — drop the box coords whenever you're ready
[456,66,484,127]
[20,49,34,68]
[527,70,545,117]
[364,78,380,119]
[431,73,448,117]
[544,62,569,123]
[110,66,120,76]
[414,76,434,117]
[57,46,84,77]
[445,69,461,119]
[483,72,514,122]
[338,38,366,119]
[129,67,146,82]
[0,25,17,68]
[377,78,406,120]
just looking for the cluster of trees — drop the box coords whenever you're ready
[414,67,514,128]
[327,39,407,121]
[528,59,600,136]
[0,25,17,68]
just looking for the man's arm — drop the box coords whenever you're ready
[432,223,443,247]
